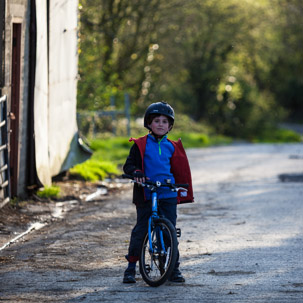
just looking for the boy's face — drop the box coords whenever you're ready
[148,115,172,136]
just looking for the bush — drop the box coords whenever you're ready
[170,132,231,148]
[37,186,61,198]
[252,128,302,143]
[69,160,119,181]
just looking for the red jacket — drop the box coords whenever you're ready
[125,135,194,204]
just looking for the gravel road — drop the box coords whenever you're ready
[0,143,302,302]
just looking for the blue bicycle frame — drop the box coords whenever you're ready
[122,173,188,286]
[122,174,186,258]
[148,190,168,257]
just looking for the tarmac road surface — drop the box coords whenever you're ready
[0,143,302,302]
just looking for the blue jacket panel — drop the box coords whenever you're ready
[144,135,177,200]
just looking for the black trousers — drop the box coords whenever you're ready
[127,198,180,268]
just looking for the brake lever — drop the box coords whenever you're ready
[174,187,188,192]
[130,180,146,187]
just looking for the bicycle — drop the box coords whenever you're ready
[122,174,188,287]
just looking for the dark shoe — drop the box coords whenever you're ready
[169,268,185,283]
[123,268,136,283]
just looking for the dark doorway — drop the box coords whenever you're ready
[10,23,22,196]
[0,0,5,89]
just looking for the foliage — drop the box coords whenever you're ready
[150,0,295,137]
[89,137,132,165]
[70,121,300,182]
[172,114,211,134]
[252,128,302,143]
[37,186,61,199]
[77,0,178,111]
[170,132,232,148]
[69,131,231,181]
[9,197,20,207]
[77,0,303,139]
[69,137,130,181]
[69,159,119,181]
[266,0,303,122]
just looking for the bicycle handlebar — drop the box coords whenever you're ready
[122,174,189,189]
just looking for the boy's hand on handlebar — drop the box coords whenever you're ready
[133,170,145,184]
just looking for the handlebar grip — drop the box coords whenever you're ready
[175,184,189,188]
[122,174,153,185]
[122,174,134,180]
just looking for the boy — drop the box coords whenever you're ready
[123,101,194,284]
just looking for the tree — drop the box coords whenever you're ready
[78,0,303,138]
[78,0,183,111]
[267,0,303,122]
[148,0,294,136]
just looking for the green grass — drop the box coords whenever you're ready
[69,125,300,182]
[90,137,132,166]
[68,137,130,181]
[37,185,61,199]
[252,128,302,143]
[170,132,232,148]
[69,159,119,181]
[68,132,231,181]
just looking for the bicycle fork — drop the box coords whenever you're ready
[148,192,168,262]
[148,192,159,254]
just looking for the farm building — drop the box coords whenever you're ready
[0,0,91,207]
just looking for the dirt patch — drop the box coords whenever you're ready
[0,179,130,249]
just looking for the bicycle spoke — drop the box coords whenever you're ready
[139,218,178,287]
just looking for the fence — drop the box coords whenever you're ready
[0,95,10,208]
[77,93,131,138]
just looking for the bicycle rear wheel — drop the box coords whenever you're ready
[139,217,178,287]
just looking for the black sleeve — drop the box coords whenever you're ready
[123,144,142,175]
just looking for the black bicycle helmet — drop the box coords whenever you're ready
[144,101,175,130]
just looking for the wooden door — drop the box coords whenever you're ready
[10,23,21,196]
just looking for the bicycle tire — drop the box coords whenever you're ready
[139,217,178,287]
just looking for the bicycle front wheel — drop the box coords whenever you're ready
[139,217,178,287]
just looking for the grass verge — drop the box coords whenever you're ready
[68,132,231,181]
[252,128,302,143]
[69,124,301,182]
[37,185,61,199]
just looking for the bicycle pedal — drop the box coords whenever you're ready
[176,228,181,237]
